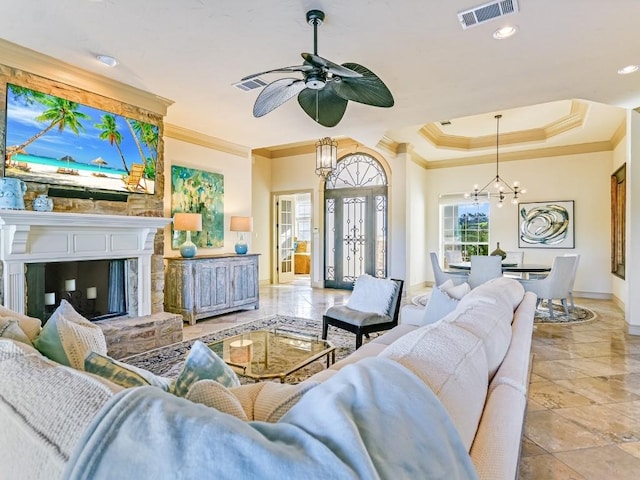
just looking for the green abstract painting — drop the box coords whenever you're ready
[171,165,224,249]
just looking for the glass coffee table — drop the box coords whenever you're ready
[208,329,335,383]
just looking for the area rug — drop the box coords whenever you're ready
[411,293,597,325]
[122,315,360,383]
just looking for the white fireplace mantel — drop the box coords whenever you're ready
[0,210,171,315]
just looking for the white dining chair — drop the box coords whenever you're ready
[444,250,464,268]
[467,255,502,289]
[563,253,581,311]
[430,252,468,287]
[518,256,577,318]
[503,251,524,278]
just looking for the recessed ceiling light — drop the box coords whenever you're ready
[96,54,119,67]
[493,25,519,40]
[617,65,639,75]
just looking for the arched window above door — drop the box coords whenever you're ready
[325,153,387,190]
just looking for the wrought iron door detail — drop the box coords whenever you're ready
[324,153,388,290]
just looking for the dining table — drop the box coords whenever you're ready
[447,262,552,279]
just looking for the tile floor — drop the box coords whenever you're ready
[183,278,640,479]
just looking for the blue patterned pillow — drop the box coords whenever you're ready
[85,351,173,391]
[173,340,240,397]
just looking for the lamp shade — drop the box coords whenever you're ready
[230,216,253,232]
[173,212,202,232]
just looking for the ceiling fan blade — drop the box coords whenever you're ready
[253,78,306,117]
[297,85,348,127]
[331,63,394,108]
[301,53,362,78]
[241,64,313,82]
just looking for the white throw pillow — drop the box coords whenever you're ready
[347,274,398,316]
[0,304,42,341]
[421,281,470,325]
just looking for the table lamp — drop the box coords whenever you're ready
[230,216,252,254]
[173,212,202,258]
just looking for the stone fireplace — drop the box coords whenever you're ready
[0,210,171,319]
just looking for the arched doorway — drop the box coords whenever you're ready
[323,153,388,289]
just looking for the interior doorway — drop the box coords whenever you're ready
[273,191,312,285]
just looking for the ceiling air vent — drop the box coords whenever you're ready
[457,0,519,29]
[233,77,267,91]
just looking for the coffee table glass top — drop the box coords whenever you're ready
[208,329,335,382]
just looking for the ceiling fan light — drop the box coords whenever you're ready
[618,64,639,75]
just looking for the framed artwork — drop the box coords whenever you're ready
[171,165,224,249]
[518,200,575,249]
[611,164,626,279]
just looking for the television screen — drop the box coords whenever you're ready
[4,84,158,195]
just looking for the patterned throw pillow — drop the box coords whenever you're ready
[84,351,173,391]
[33,299,107,370]
[0,318,33,346]
[172,340,240,397]
[0,304,42,341]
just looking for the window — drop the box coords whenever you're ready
[441,200,490,260]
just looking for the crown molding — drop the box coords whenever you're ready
[377,136,401,155]
[164,124,250,157]
[0,38,173,116]
[424,141,614,169]
[418,100,587,150]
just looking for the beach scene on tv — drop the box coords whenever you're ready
[3,84,158,195]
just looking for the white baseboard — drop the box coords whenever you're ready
[627,324,640,336]
[573,291,612,300]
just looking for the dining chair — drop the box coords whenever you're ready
[430,252,468,287]
[467,255,503,289]
[503,251,524,279]
[563,253,581,311]
[518,255,577,318]
[444,250,464,268]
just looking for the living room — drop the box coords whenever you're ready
[2,1,640,479]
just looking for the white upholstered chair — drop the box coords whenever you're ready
[467,255,503,289]
[503,251,524,279]
[518,255,577,318]
[563,253,581,311]
[444,250,464,268]
[430,252,468,287]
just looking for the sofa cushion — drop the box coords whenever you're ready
[464,277,525,313]
[347,274,398,315]
[84,352,173,391]
[324,305,390,327]
[173,340,240,396]
[380,321,489,451]
[329,342,387,370]
[32,300,108,370]
[185,379,249,421]
[0,338,41,362]
[0,304,42,341]
[371,323,417,345]
[0,318,33,346]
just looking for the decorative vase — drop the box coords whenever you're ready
[0,177,27,210]
[32,194,54,212]
[490,242,507,260]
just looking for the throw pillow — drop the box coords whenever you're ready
[0,304,42,341]
[347,274,398,316]
[32,299,108,370]
[0,318,34,346]
[185,379,249,421]
[84,351,173,391]
[173,340,240,397]
[422,284,460,325]
[441,281,471,301]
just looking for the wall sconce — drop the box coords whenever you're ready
[230,216,253,255]
[315,137,337,180]
[173,213,203,258]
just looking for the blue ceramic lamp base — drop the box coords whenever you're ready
[180,231,197,258]
[234,240,248,255]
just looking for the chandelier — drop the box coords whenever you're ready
[315,137,337,179]
[465,114,525,208]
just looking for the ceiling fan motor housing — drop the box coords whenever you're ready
[305,72,326,89]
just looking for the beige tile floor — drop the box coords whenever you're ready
[183,278,640,479]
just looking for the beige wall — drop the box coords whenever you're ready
[424,151,613,296]
[163,137,252,258]
[406,156,430,288]
[251,154,272,283]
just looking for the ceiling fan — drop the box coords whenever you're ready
[241,9,394,127]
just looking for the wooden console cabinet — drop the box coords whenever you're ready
[164,254,259,325]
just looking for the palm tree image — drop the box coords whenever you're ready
[126,119,159,180]
[94,114,130,174]
[6,93,90,157]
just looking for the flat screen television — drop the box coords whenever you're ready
[3,83,158,196]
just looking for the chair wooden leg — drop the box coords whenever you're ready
[355,333,363,350]
[322,318,329,340]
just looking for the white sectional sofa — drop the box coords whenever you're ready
[0,277,535,479]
